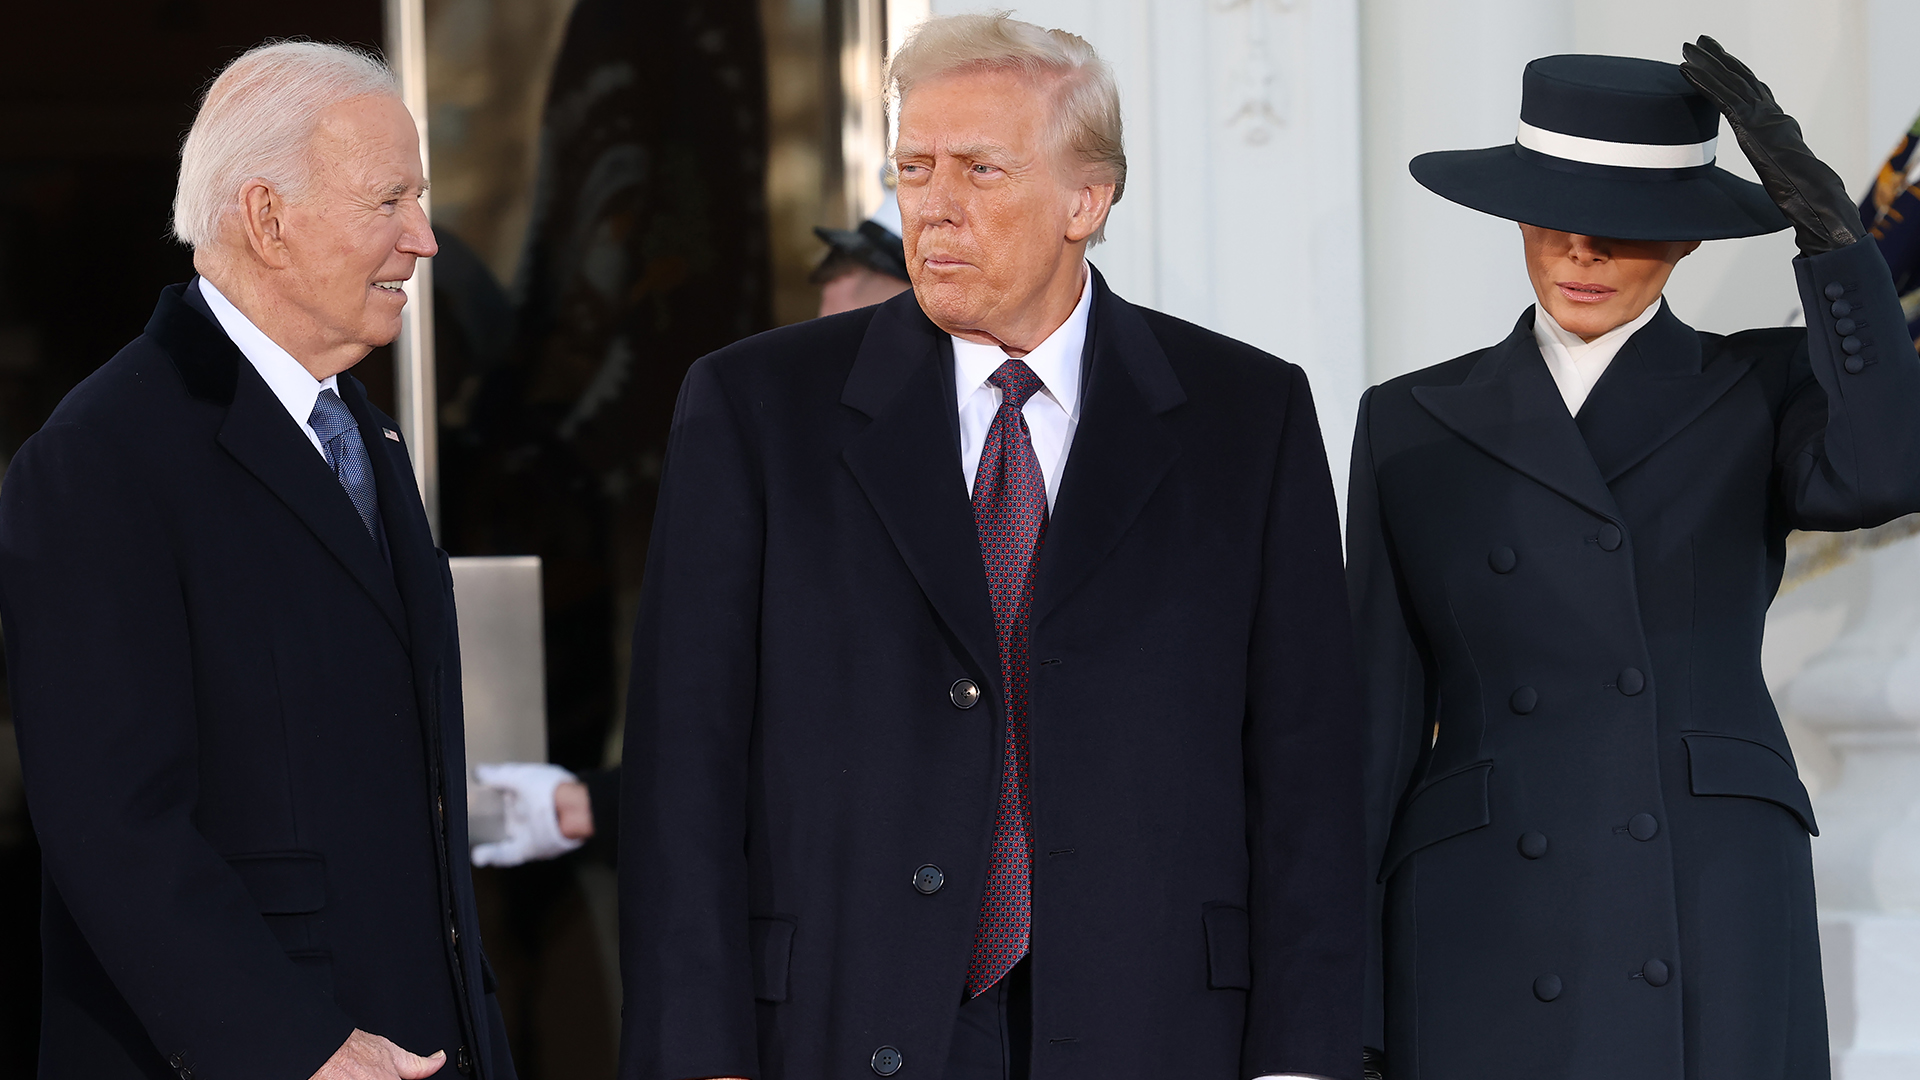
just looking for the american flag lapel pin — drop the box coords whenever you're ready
[382,427,402,442]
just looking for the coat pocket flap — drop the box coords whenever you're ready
[749,915,798,1003]
[1378,762,1493,883]
[1684,733,1818,835]
[1201,903,1251,990]
[225,851,328,914]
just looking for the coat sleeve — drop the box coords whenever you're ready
[1344,387,1431,1055]
[618,356,765,1080]
[1240,365,1367,1080]
[0,421,355,1080]
[1776,239,1920,530]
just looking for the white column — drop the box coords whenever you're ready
[928,0,1368,500]
[1783,534,1920,1076]
[1359,0,1571,388]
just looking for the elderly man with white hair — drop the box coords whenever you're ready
[619,13,1364,1080]
[0,42,514,1080]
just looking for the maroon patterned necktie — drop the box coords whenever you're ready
[965,358,1049,998]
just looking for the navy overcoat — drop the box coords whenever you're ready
[618,270,1365,1080]
[1349,239,1920,1080]
[0,283,514,1080]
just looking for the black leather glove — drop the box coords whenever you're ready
[1362,1046,1387,1080]
[1680,35,1864,256]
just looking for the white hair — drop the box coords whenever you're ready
[172,41,400,249]
[887,12,1126,244]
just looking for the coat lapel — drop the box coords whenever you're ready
[1031,271,1184,624]
[147,282,410,644]
[1574,301,1757,483]
[841,292,1000,682]
[1412,309,1621,522]
[342,375,443,675]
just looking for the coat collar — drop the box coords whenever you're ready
[840,267,1185,685]
[1412,308,1622,522]
[1574,299,1756,482]
[146,281,410,645]
[341,374,445,678]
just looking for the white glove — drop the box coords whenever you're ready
[470,762,586,867]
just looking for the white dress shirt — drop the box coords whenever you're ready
[950,268,1327,1080]
[952,268,1091,511]
[1532,298,1663,416]
[197,276,339,461]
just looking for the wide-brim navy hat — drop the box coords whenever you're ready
[1411,54,1788,241]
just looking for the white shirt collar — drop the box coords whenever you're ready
[197,275,337,458]
[1532,297,1664,416]
[951,265,1092,419]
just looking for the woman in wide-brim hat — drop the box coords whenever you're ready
[1350,39,1920,1080]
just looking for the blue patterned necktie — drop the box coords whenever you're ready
[308,388,382,541]
[965,358,1049,997]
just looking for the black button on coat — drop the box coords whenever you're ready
[619,270,1365,1080]
[0,283,515,1080]
[1348,241,1920,1080]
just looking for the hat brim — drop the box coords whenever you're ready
[1410,144,1788,241]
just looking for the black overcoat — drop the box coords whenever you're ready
[1348,239,1920,1080]
[618,270,1364,1080]
[0,282,514,1080]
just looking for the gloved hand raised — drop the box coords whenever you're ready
[1680,35,1864,256]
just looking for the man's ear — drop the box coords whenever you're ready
[239,179,294,270]
[1065,181,1117,244]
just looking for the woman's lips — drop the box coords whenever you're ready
[1556,281,1616,303]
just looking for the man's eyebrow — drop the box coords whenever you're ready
[893,141,1011,160]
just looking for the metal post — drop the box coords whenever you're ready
[840,0,887,226]
[385,0,439,537]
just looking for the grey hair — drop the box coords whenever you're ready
[172,40,400,249]
[887,12,1126,245]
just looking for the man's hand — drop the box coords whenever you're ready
[311,1030,445,1080]
[1680,35,1864,255]
[554,779,595,841]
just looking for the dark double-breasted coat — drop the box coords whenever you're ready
[0,282,514,1080]
[1348,239,1920,1080]
[619,270,1364,1080]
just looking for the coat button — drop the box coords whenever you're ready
[1826,282,1846,301]
[1836,317,1857,335]
[1831,299,1853,318]
[1618,668,1645,696]
[1533,974,1563,1002]
[1845,355,1866,374]
[1642,959,1671,987]
[1629,813,1659,841]
[1509,686,1538,715]
[1842,335,1864,355]
[455,1046,473,1074]
[1518,831,1549,859]
[872,1046,904,1076]
[1488,546,1518,574]
[169,1056,185,1069]
[1596,524,1622,551]
[950,679,980,709]
[912,864,945,894]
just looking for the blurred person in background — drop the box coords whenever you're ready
[1862,109,1920,349]
[1350,40,1920,1080]
[812,182,912,316]
[0,42,513,1080]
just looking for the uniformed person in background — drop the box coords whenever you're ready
[810,182,912,317]
[1349,39,1920,1080]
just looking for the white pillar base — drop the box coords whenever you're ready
[1821,912,1920,1078]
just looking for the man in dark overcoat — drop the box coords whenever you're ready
[619,13,1364,1080]
[1349,41,1920,1080]
[0,44,513,1080]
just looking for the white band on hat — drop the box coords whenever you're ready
[1517,119,1718,169]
